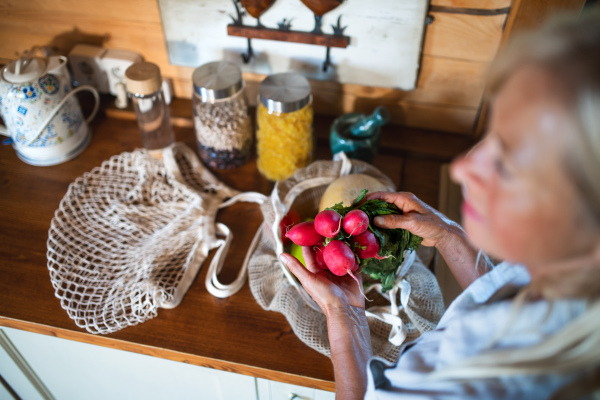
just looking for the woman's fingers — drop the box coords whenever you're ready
[281,252,367,310]
[374,211,423,232]
[367,191,455,248]
[302,246,322,273]
[281,252,337,306]
[364,191,426,213]
[374,214,409,230]
[280,253,314,286]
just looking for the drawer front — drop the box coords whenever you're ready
[0,329,45,400]
[256,378,335,400]
[2,327,258,400]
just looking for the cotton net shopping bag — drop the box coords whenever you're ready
[47,143,264,334]
[248,153,445,362]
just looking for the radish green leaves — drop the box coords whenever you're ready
[326,189,423,292]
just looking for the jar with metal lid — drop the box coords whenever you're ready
[192,61,252,169]
[256,73,313,181]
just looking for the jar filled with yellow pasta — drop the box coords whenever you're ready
[257,73,313,181]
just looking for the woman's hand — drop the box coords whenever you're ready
[281,248,371,400]
[280,247,365,315]
[365,191,462,248]
[366,191,488,289]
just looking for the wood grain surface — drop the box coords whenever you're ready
[0,101,475,391]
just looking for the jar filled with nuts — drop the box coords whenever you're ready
[192,61,252,169]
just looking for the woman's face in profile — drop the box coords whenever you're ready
[451,65,596,270]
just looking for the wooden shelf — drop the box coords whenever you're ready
[227,25,350,48]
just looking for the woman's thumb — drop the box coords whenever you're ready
[373,214,407,229]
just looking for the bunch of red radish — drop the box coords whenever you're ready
[284,209,384,283]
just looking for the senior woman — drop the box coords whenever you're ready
[279,12,600,400]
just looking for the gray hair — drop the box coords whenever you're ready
[488,11,600,225]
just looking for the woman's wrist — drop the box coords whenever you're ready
[325,304,369,338]
[434,222,486,289]
[325,304,372,400]
[324,303,365,321]
[326,305,371,362]
[434,221,468,253]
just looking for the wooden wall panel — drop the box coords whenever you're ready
[391,103,478,134]
[0,0,510,135]
[474,0,587,137]
[0,9,168,64]
[422,12,506,61]
[411,56,489,107]
[0,0,161,22]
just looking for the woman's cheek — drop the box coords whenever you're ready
[463,217,501,258]
[488,190,540,263]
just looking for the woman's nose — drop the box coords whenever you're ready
[450,139,493,189]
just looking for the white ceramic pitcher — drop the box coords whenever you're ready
[0,55,100,166]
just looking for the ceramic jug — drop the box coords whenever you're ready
[0,55,99,166]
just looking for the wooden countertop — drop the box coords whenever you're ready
[0,101,474,392]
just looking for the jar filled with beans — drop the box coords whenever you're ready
[192,61,252,169]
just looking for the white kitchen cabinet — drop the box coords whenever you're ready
[1,327,336,400]
[1,327,258,400]
[0,379,16,400]
[256,378,335,400]
[0,330,45,400]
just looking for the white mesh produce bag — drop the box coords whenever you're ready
[47,143,264,334]
[248,153,445,361]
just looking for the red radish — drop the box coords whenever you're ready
[314,243,327,269]
[323,240,366,298]
[314,210,342,238]
[351,257,359,272]
[280,209,301,245]
[285,221,323,246]
[342,209,369,236]
[323,240,356,276]
[350,230,386,259]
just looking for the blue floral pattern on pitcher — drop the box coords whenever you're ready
[28,123,60,148]
[20,84,40,102]
[61,107,83,133]
[39,75,59,95]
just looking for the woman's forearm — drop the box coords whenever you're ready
[436,225,487,289]
[326,305,372,400]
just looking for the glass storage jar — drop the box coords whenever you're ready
[125,62,174,157]
[256,73,313,181]
[192,61,252,169]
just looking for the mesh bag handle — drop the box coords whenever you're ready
[204,192,267,298]
[163,145,269,299]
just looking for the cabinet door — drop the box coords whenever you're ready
[256,378,335,400]
[2,327,257,400]
[0,329,46,400]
